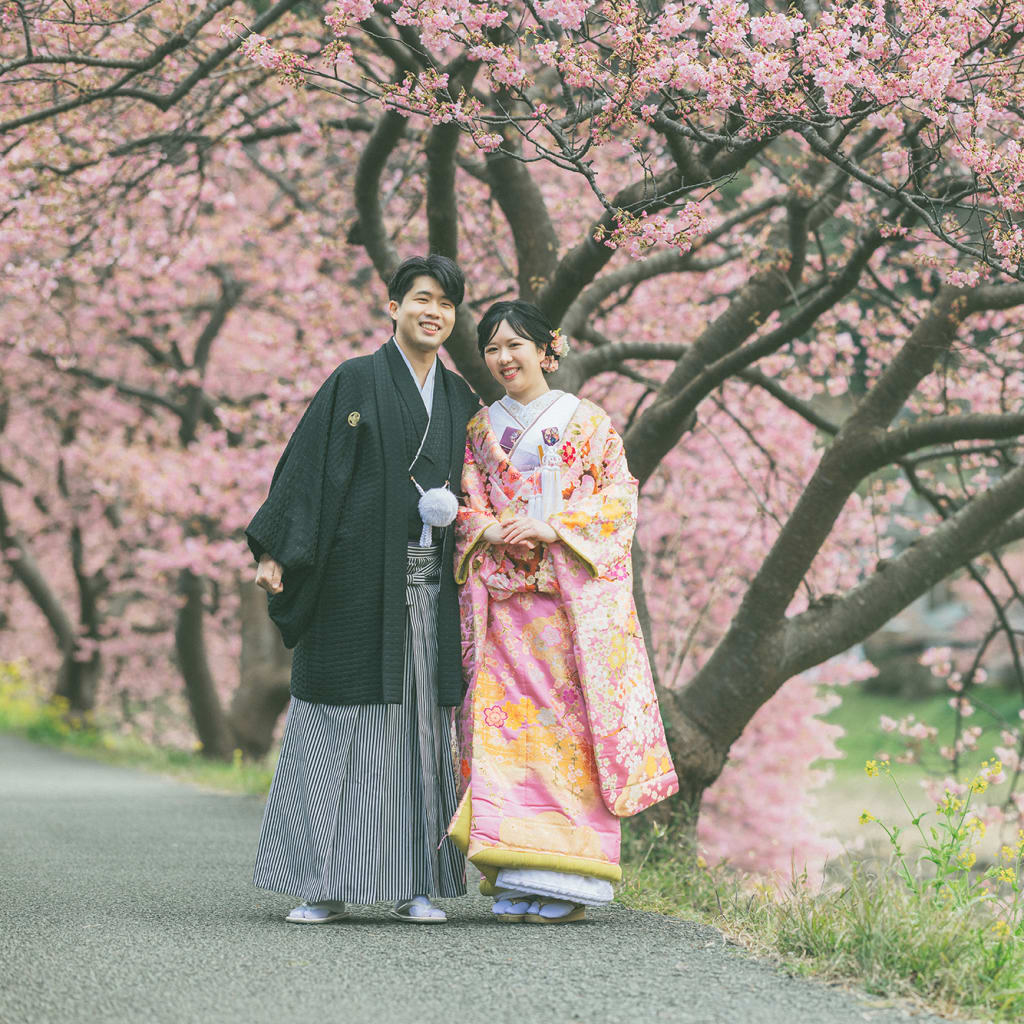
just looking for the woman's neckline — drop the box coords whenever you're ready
[498,389,564,421]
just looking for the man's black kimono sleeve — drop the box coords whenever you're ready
[245,368,359,648]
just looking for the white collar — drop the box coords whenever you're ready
[391,337,436,412]
[499,389,564,423]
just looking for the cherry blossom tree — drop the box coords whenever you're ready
[4,0,1024,875]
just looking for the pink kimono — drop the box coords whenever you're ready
[449,397,678,892]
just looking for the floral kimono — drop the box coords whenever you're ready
[449,393,678,899]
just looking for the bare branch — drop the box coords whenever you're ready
[624,229,885,484]
[485,136,560,302]
[352,110,408,281]
[873,412,1024,465]
[425,122,461,259]
[778,460,1024,677]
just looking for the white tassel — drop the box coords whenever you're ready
[416,485,459,546]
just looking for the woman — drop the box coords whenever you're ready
[450,300,679,924]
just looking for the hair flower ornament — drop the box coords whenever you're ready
[541,327,570,372]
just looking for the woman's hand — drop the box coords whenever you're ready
[256,554,284,595]
[481,524,506,546]
[501,516,557,547]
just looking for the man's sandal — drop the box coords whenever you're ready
[524,898,586,924]
[390,895,447,923]
[285,901,349,924]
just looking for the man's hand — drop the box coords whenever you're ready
[256,554,284,595]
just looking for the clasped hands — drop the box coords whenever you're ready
[483,516,557,557]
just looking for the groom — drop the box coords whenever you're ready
[246,254,478,923]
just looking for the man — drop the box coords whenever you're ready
[246,254,478,923]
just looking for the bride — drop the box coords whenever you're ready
[450,299,678,924]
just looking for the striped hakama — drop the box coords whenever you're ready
[253,543,466,905]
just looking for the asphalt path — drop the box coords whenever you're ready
[0,733,948,1024]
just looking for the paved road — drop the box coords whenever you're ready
[0,734,947,1024]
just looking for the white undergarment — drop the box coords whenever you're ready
[494,867,614,906]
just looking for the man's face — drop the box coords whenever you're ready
[388,275,457,354]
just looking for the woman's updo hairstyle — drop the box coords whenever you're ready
[476,300,562,371]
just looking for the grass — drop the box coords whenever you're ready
[619,760,1024,1024]
[823,684,1023,783]
[0,663,274,796]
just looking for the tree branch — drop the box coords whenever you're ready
[536,170,684,324]
[424,121,461,259]
[871,412,1024,466]
[778,459,1024,677]
[624,230,883,484]
[485,133,560,302]
[0,489,75,651]
[352,110,408,281]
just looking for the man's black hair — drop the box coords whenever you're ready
[476,300,555,358]
[387,254,466,309]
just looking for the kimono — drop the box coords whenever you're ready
[249,340,476,906]
[449,392,678,898]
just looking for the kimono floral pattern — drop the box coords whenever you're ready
[452,398,678,883]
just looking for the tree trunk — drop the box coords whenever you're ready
[230,580,291,758]
[54,651,101,716]
[174,569,236,760]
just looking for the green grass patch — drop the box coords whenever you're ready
[823,684,1022,784]
[0,663,274,796]
[620,762,1024,1024]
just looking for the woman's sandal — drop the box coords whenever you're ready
[491,895,532,922]
[523,898,586,924]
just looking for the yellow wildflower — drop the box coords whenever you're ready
[939,792,964,813]
[966,817,987,837]
[696,856,707,869]
[997,867,1016,885]
[859,810,875,825]
[957,850,977,869]
[865,760,879,777]
[1002,845,1017,863]
[970,776,989,795]
[993,920,1012,939]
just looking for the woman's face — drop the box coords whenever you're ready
[482,320,548,402]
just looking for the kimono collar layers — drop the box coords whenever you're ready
[246,340,477,707]
[390,336,436,412]
[383,338,457,541]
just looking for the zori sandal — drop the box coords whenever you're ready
[491,894,532,922]
[285,901,349,924]
[524,899,586,924]
[390,895,447,923]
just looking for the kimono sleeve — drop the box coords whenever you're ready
[454,439,499,585]
[549,422,638,580]
[245,368,358,647]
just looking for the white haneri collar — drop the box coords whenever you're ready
[499,389,565,427]
[391,336,436,413]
